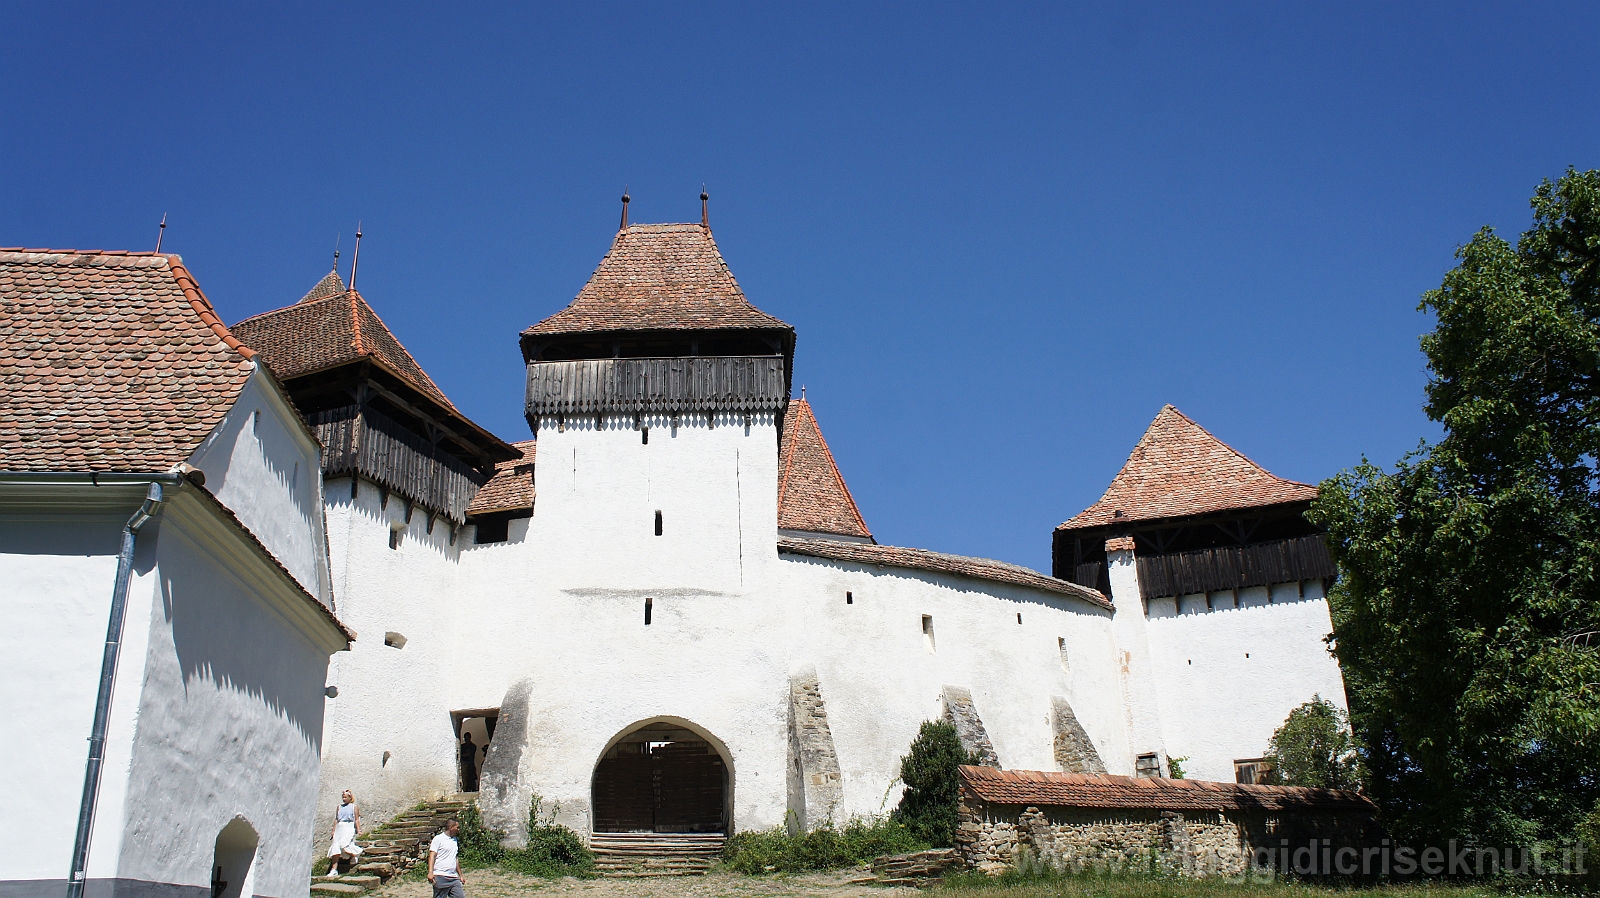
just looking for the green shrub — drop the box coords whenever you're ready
[455,796,593,877]
[893,720,978,847]
[1264,696,1362,791]
[721,816,927,874]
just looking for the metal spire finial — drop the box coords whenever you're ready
[701,186,709,228]
[332,233,341,271]
[620,188,630,230]
[155,213,167,253]
[349,222,363,292]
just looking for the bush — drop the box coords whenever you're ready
[1264,696,1362,790]
[455,796,593,877]
[721,816,927,874]
[894,720,978,847]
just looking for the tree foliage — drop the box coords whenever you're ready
[1309,168,1600,847]
[893,720,977,847]
[1264,697,1362,790]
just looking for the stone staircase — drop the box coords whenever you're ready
[311,794,473,896]
[590,832,725,877]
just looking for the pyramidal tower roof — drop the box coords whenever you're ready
[524,223,791,336]
[1058,405,1318,531]
[298,267,347,304]
[778,399,872,541]
[231,279,454,412]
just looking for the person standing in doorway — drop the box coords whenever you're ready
[428,818,463,898]
[460,732,478,792]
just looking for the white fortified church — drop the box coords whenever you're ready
[2,201,1348,896]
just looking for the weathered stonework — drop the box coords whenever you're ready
[1051,697,1106,774]
[942,686,1000,768]
[787,670,844,832]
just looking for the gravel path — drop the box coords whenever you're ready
[374,869,916,898]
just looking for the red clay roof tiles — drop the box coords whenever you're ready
[959,766,1372,813]
[1,249,257,472]
[465,440,535,515]
[524,224,791,336]
[230,286,456,411]
[779,537,1112,610]
[1059,405,1318,531]
[778,400,871,540]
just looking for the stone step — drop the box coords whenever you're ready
[355,863,396,879]
[311,885,366,896]
[602,870,711,878]
[337,876,382,887]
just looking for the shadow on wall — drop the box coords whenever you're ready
[213,817,257,898]
[160,533,329,750]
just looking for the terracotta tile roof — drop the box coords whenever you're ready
[230,284,455,412]
[1,249,257,472]
[1059,405,1318,531]
[779,537,1112,610]
[465,440,535,515]
[299,268,347,303]
[523,224,792,336]
[778,400,871,540]
[959,766,1373,813]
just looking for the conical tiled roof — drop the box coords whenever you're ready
[524,223,791,336]
[231,282,454,411]
[778,399,871,540]
[299,268,346,304]
[1058,405,1318,531]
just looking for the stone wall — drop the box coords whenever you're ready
[942,686,1000,768]
[956,799,1372,878]
[787,669,843,832]
[1051,697,1106,774]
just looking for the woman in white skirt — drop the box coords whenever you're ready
[327,790,364,863]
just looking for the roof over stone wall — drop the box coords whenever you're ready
[466,440,536,515]
[959,766,1373,813]
[1,249,257,471]
[779,538,1111,610]
[1059,405,1318,532]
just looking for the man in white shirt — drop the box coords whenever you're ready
[427,819,464,898]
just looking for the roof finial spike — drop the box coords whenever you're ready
[332,233,342,271]
[349,222,363,293]
[620,188,630,230]
[701,185,709,229]
[155,213,167,253]
[801,384,806,400]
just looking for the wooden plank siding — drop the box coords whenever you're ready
[1132,535,1337,600]
[310,404,490,524]
[525,356,787,417]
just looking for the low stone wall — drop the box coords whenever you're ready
[957,802,1373,878]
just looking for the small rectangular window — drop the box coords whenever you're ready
[1135,753,1161,778]
[642,427,649,445]
[921,615,935,653]
[1234,758,1274,785]
[644,597,653,626]
[1016,612,1023,625]
[389,527,403,550]
[654,510,663,536]
[846,591,853,605]
[1058,637,1070,673]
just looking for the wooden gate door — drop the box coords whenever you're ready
[592,728,727,833]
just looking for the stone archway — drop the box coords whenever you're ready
[591,718,731,834]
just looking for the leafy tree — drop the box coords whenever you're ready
[1264,697,1361,790]
[1309,168,1600,847]
[893,720,978,847]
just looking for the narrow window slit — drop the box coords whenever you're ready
[846,591,853,605]
[654,510,663,536]
[644,597,653,626]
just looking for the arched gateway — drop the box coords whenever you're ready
[591,719,731,834]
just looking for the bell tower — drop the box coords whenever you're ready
[519,206,795,590]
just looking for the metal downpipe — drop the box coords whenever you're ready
[65,481,168,898]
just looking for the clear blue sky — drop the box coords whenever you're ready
[6,3,1598,572]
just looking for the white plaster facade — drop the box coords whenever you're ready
[310,407,1349,849]
[1,363,348,898]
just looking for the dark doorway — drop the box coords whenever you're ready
[592,721,728,833]
[451,708,499,793]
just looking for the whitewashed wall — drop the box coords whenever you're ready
[1144,580,1348,783]
[186,367,332,605]
[113,496,339,898]
[0,513,135,888]
[1104,547,1170,772]
[314,477,464,847]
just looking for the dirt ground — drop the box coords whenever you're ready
[374,869,919,898]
